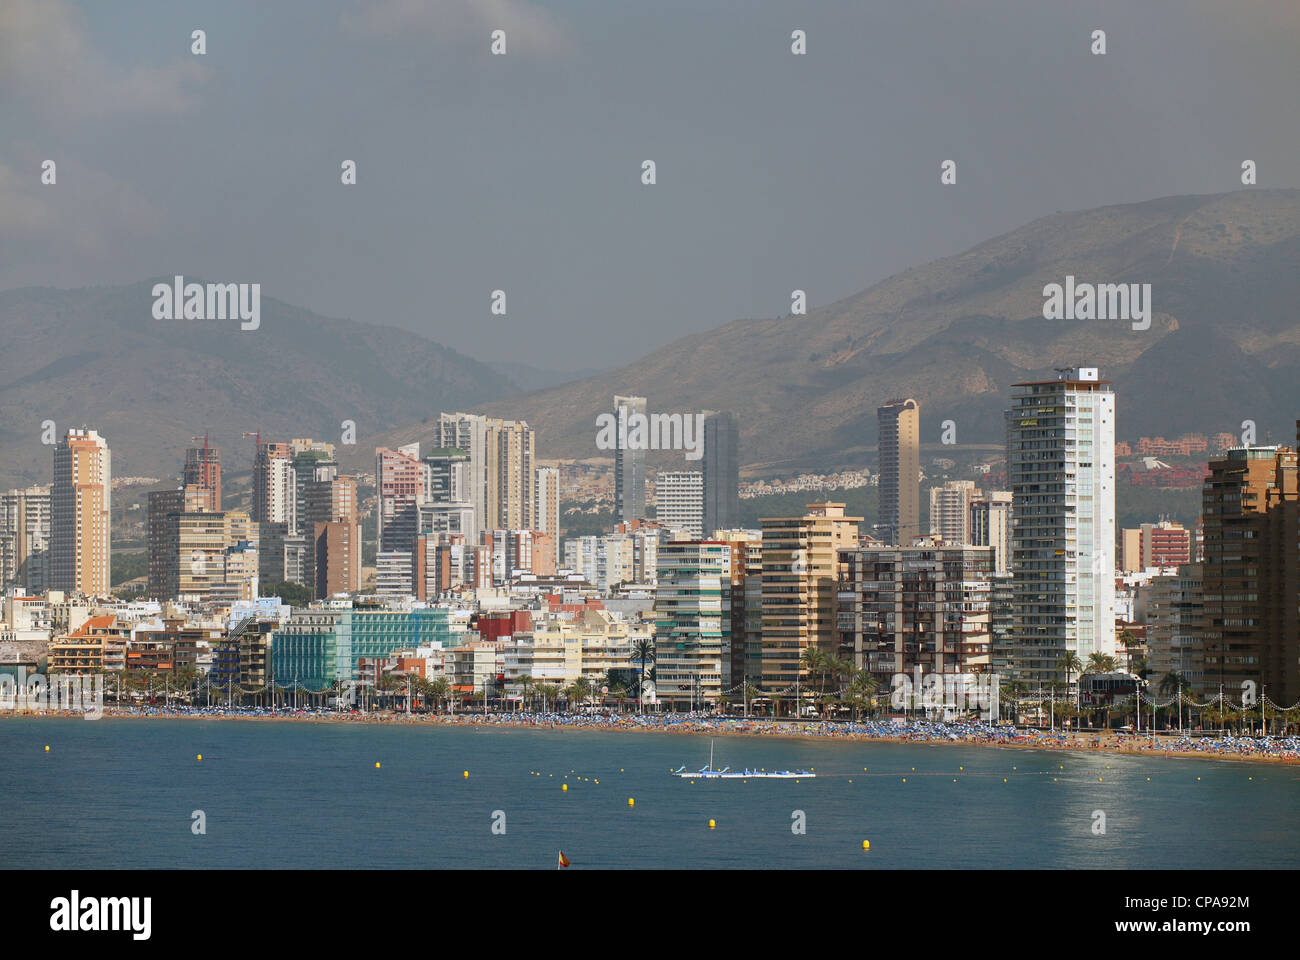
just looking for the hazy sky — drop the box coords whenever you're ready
[3,0,1298,371]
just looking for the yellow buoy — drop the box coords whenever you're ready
[594,779,599,784]
[463,770,469,778]
[862,840,870,850]
[562,783,568,792]
[1098,776,1103,782]
[375,762,380,768]
[1197,777,1201,781]
[197,754,203,761]
[628,797,634,806]
[1146,777,1151,781]
[44,745,50,753]
[708,819,716,829]
[1003,778,1007,782]
[953,778,957,782]
[1249,777,1254,781]
[902,777,907,783]
[959,766,964,771]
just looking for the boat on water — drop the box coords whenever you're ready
[672,739,815,779]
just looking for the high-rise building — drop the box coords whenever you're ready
[0,486,51,593]
[1144,564,1205,691]
[614,395,647,523]
[314,520,360,598]
[252,441,295,525]
[491,419,535,532]
[654,540,732,709]
[1201,444,1299,703]
[376,444,427,554]
[534,466,561,565]
[300,475,359,598]
[877,399,920,545]
[969,491,1013,575]
[758,502,861,704]
[702,410,739,535]
[1006,367,1116,684]
[183,438,221,511]
[1121,521,1192,572]
[838,544,994,687]
[147,503,257,602]
[434,414,535,536]
[928,480,979,544]
[656,471,704,538]
[713,528,763,692]
[51,428,111,596]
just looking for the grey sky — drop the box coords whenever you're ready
[3,0,1298,372]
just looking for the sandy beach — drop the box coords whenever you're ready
[6,706,1298,766]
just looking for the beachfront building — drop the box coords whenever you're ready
[47,615,132,674]
[758,503,861,705]
[837,544,994,689]
[1005,367,1117,686]
[502,609,648,697]
[1200,442,1299,703]
[1143,565,1205,691]
[653,541,732,709]
[271,604,478,690]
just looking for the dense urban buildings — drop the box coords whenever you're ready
[1006,368,1116,684]
[12,382,1300,725]
[877,399,920,546]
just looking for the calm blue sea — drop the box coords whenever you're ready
[2,718,1294,869]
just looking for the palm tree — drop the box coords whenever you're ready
[632,639,655,712]
[799,646,830,715]
[566,677,592,713]
[516,673,535,712]
[847,670,879,720]
[534,683,559,713]
[1117,629,1139,674]
[1060,651,1083,725]
[427,677,450,714]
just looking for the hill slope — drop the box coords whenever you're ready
[0,280,515,485]
[474,189,1300,469]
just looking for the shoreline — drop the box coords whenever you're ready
[6,708,1298,766]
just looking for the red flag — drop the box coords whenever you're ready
[557,850,570,868]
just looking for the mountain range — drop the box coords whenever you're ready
[2,189,1297,487]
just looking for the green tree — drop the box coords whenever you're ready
[263,580,313,607]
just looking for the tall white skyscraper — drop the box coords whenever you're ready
[1006,367,1115,684]
[656,471,704,538]
[534,466,561,563]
